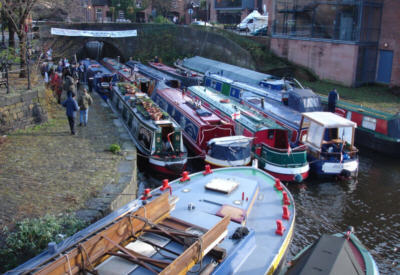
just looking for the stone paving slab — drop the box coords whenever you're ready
[0,90,137,229]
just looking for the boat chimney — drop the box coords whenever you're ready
[261,98,264,109]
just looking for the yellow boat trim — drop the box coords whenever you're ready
[204,159,251,168]
[266,210,296,275]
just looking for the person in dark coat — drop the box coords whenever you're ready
[328,88,339,113]
[62,91,79,135]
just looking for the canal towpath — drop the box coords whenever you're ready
[0,88,137,233]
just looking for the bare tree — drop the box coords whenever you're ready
[0,0,38,77]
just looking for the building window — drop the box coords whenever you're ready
[96,8,103,21]
[272,0,382,43]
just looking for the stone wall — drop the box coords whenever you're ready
[0,88,48,134]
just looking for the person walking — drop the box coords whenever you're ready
[78,88,93,127]
[328,88,339,113]
[62,91,79,135]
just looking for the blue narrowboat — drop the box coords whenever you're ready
[11,167,295,275]
[84,59,118,101]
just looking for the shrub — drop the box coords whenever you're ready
[0,214,87,272]
[109,143,121,154]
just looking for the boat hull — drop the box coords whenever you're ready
[262,162,310,182]
[309,158,359,178]
[355,127,400,157]
[147,156,187,177]
[204,155,252,168]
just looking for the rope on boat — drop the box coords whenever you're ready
[135,151,204,160]
[64,254,73,275]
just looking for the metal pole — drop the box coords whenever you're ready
[5,63,9,94]
[26,42,31,90]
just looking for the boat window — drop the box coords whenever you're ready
[138,126,152,151]
[307,122,324,147]
[338,127,353,144]
[161,125,175,152]
[362,116,376,131]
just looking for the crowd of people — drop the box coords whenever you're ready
[42,52,92,135]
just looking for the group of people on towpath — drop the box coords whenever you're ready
[43,55,93,135]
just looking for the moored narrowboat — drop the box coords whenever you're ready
[283,228,379,275]
[152,87,252,168]
[11,166,296,275]
[300,112,359,178]
[206,136,253,167]
[84,59,118,100]
[110,82,187,176]
[320,96,400,157]
[149,61,202,87]
[187,86,310,182]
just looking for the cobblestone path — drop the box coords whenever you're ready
[0,90,124,230]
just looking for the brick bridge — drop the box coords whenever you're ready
[38,23,255,67]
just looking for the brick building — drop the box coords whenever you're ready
[267,0,400,87]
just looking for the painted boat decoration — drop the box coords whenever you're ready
[110,82,187,176]
[283,228,379,275]
[187,86,309,183]
[11,167,295,275]
[148,61,202,87]
[152,87,252,168]
[83,59,118,100]
[320,96,400,157]
[300,112,359,178]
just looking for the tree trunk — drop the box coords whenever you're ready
[8,21,15,48]
[18,31,27,78]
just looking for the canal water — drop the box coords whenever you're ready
[286,148,400,274]
[139,148,400,274]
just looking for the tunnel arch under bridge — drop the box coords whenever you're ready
[38,23,255,68]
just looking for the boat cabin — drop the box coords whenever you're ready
[153,88,235,153]
[301,112,358,159]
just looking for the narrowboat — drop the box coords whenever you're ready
[182,56,322,112]
[126,60,181,89]
[152,87,252,168]
[11,166,295,275]
[206,136,253,168]
[300,112,359,178]
[320,96,400,157]
[283,228,379,275]
[109,82,187,176]
[84,59,118,101]
[148,61,202,87]
[204,72,322,112]
[102,58,153,94]
[187,86,309,183]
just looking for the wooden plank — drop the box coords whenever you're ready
[159,216,230,275]
[33,193,170,275]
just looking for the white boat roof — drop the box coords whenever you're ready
[208,135,253,145]
[303,112,357,128]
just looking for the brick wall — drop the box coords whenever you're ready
[270,38,359,86]
[0,89,48,134]
[378,0,400,86]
